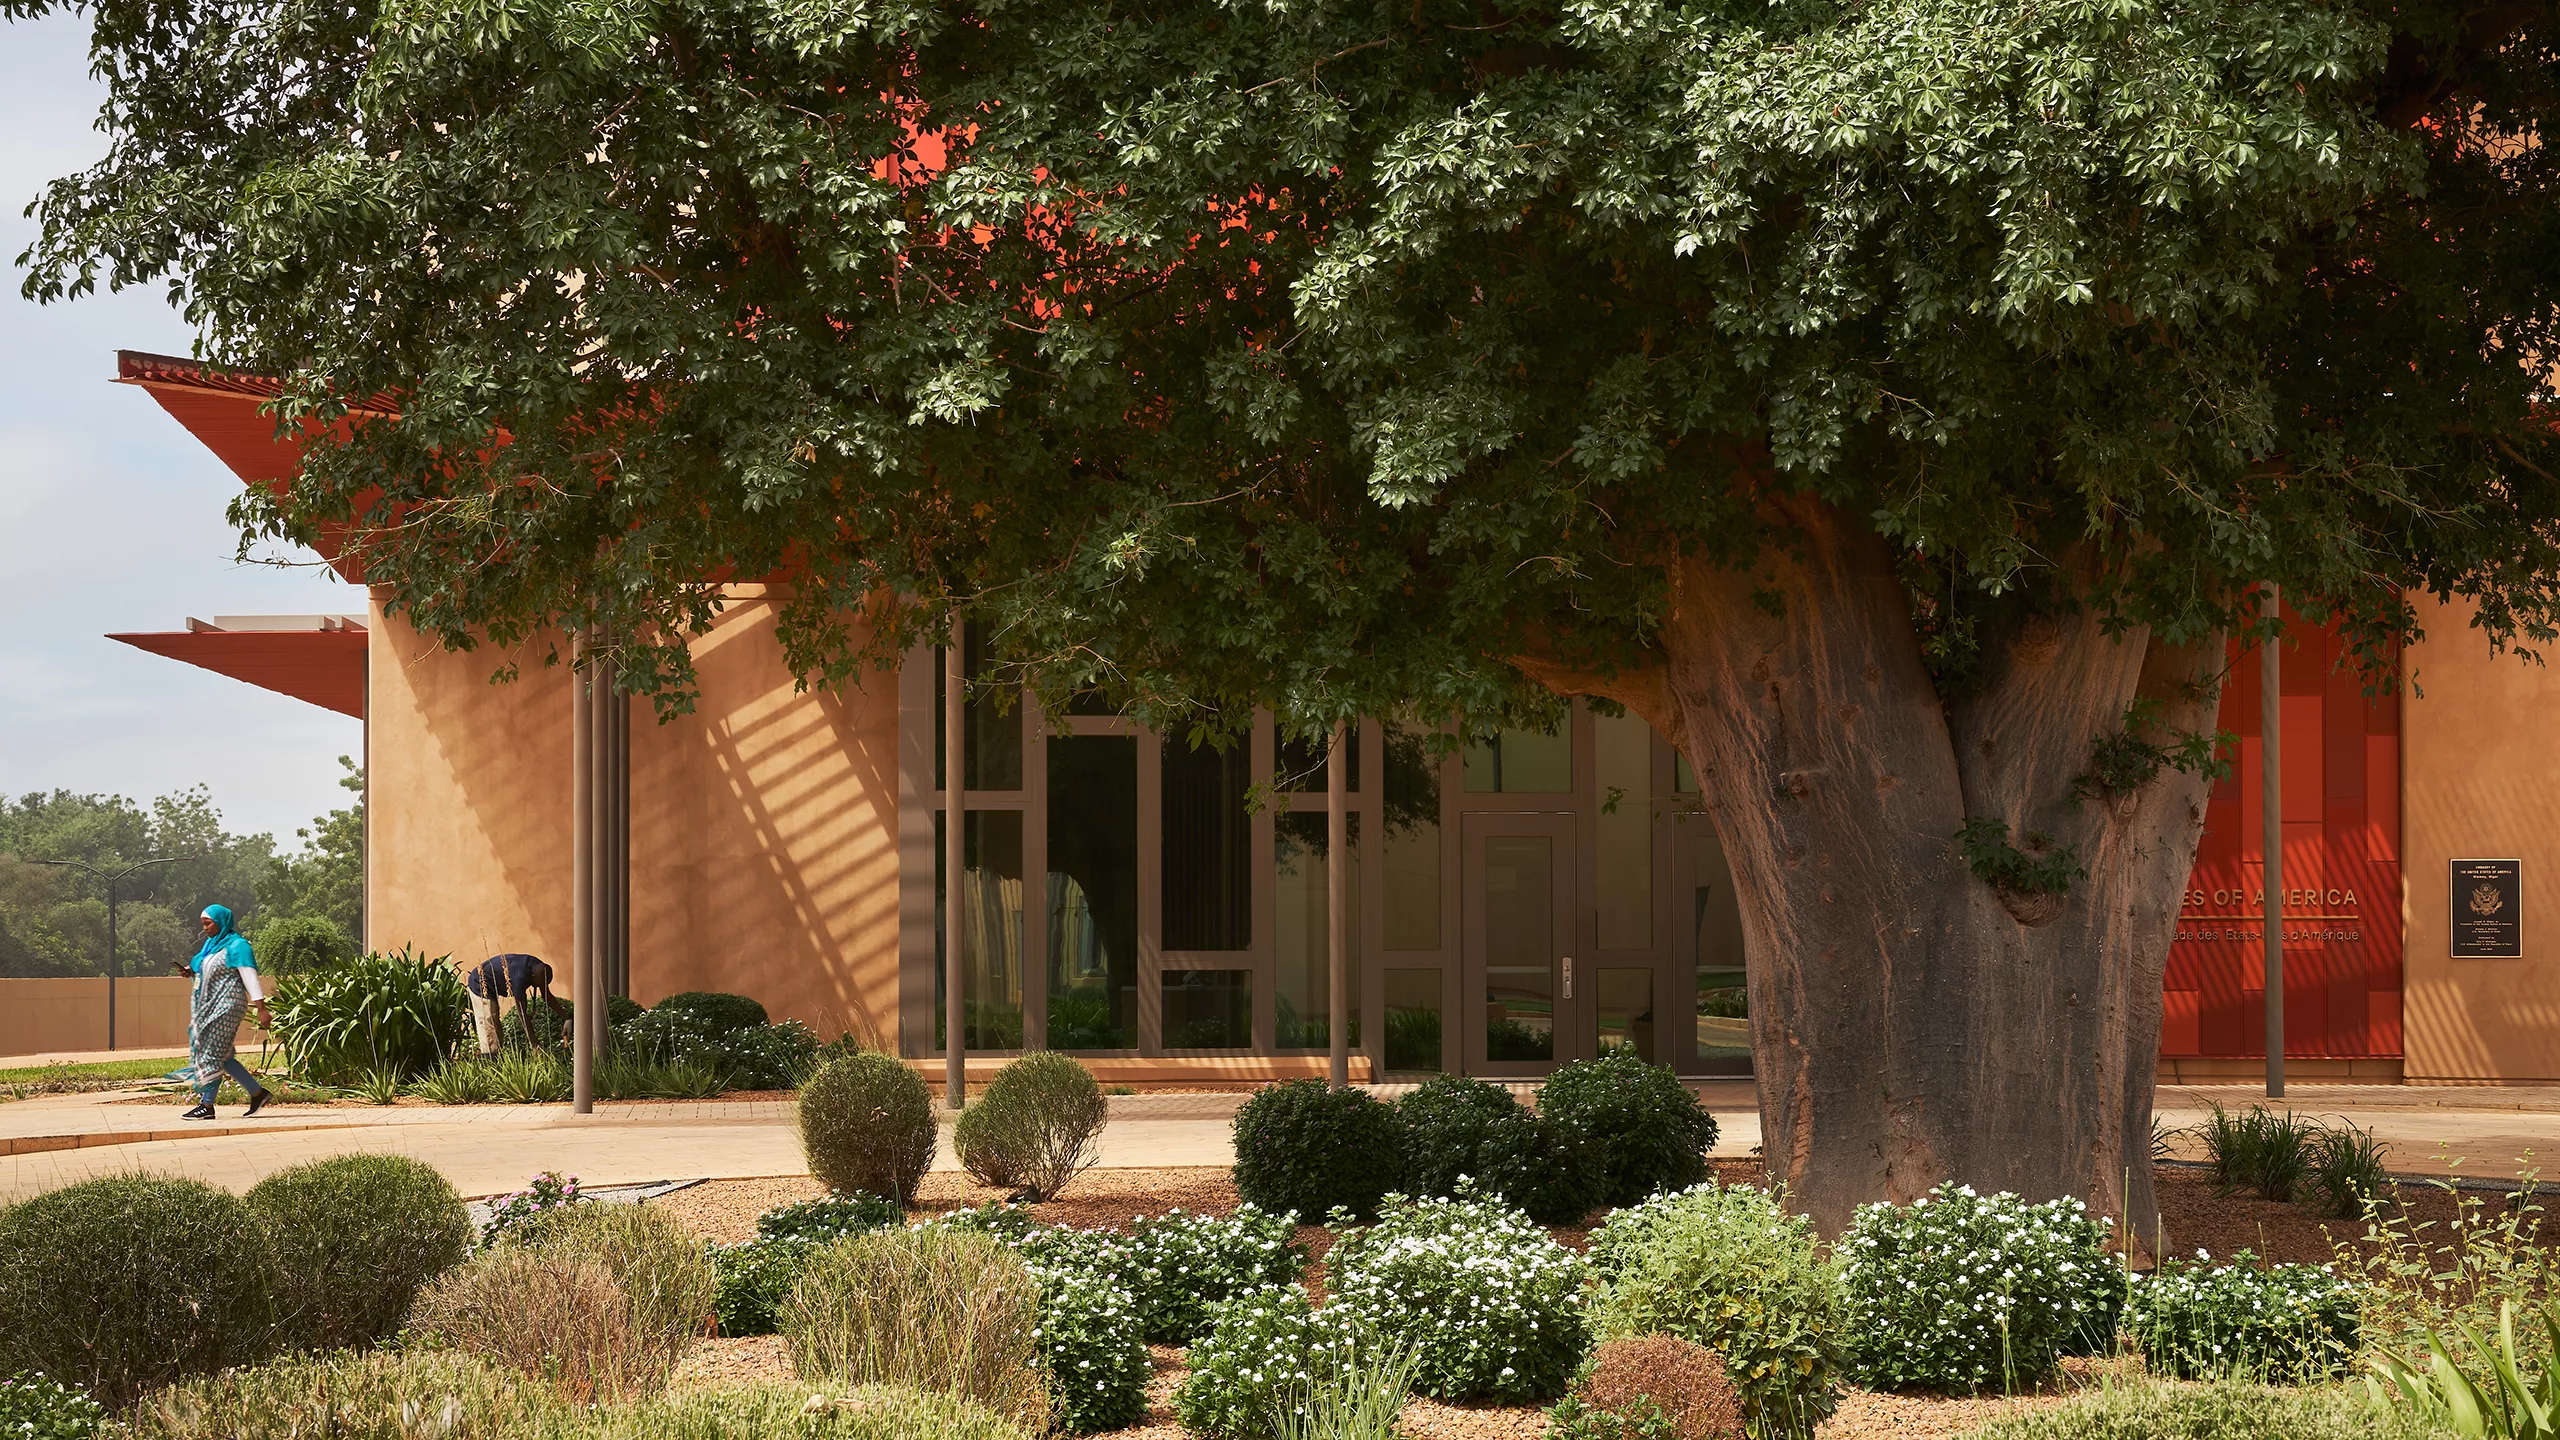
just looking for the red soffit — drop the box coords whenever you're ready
[107,629,366,719]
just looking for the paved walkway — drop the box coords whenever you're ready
[4,1080,2559,1200]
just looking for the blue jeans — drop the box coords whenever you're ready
[195,1057,265,1106]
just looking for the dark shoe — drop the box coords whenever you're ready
[244,1089,271,1118]
[182,1104,216,1121]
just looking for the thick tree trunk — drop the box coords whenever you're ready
[1591,495,2220,1254]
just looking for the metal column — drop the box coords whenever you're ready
[945,618,968,1107]
[1327,721,1350,1091]
[572,633,595,1114]
[2262,586,2285,1100]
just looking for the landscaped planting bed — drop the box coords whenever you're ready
[11,1048,2539,1440]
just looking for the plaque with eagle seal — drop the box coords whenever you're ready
[2451,859,2522,958]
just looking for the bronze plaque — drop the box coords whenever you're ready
[2451,859,2522,959]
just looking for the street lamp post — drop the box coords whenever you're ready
[32,856,182,1051]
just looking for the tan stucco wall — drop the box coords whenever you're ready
[366,590,901,1041]
[2404,594,2560,1081]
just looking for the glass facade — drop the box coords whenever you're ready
[906,664,1751,1075]
[933,809,1026,1049]
[1275,811,1359,1049]
[1048,735,1138,1049]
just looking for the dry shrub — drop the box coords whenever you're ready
[509,1201,720,1358]
[410,1247,669,1403]
[1581,1335,1747,1440]
[783,1226,1050,1430]
[124,1349,560,1440]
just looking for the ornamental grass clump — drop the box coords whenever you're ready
[1325,1186,1588,1404]
[1586,1182,1843,1440]
[714,1192,908,1336]
[1230,1079,1404,1222]
[501,1201,720,1359]
[408,1248,663,1404]
[1837,1183,2118,1394]
[123,1350,562,1440]
[799,1050,939,1204]
[245,1152,472,1352]
[954,1051,1110,1199]
[586,1382,1038,1440]
[2124,1250,2360,1381]
[1535,1053,1719,1209]
[783,1225,1050,1430]
[423,1201,718,1400]
[1396,1074,1597,1226]
[0,1174,280,1409]
[1960,1377,2392,1440]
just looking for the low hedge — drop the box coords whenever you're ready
[1230,1080,1403,1222]
[246,1153,471,1352]
[0,1174,280,1408]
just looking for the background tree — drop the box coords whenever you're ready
[13,0,2557,1237]
[0,769,362,978]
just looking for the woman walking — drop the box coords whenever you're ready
[185,905,273,1120]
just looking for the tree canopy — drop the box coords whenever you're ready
[15,0,2557,726]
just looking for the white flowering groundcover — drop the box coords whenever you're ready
[1837,1183,2120,1393]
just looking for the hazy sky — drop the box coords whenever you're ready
[2,12,364,845]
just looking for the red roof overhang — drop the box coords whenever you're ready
[114,350,372,582]
[106,628,367,719]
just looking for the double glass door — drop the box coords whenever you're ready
[1463,815,1580,1075]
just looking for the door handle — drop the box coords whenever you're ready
[1562,957,1573,1000]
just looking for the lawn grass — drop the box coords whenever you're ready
[0,1056,197,1084]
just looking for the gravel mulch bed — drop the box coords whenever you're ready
[667,1333,794,1391]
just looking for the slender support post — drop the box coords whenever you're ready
[945,617,968,1108]
[106,877,119,1051]
[608,672,629,1001]
[572,634,595,1114]
[1327,721,1350,1091]
[2262,585,2285,1100]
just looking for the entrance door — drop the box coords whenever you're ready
[1462,814,1580,1076]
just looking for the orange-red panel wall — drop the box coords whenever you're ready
[2161,619,2402,1058]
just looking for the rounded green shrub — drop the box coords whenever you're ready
[0,1174,280,1408]
[248,914,355,979]
[0,1372,105,1440]
[1838,1184,2115,1394]
[1397,1074,1597,1226]
[1586,1182,1843,1440]
[783,1226,1050,1430]
[246,1153,472,1352]
[652,991,770,1033]
[1229,1079,1403,1222]
[955,1052,1109,1200]
[1536,1053,1718,1208]
[799,1051,939,1204]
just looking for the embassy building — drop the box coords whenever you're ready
[106,350,2560,1085]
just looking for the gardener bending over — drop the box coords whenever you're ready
[467,953,566,1055]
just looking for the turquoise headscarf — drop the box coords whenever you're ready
[190,905,255,973]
